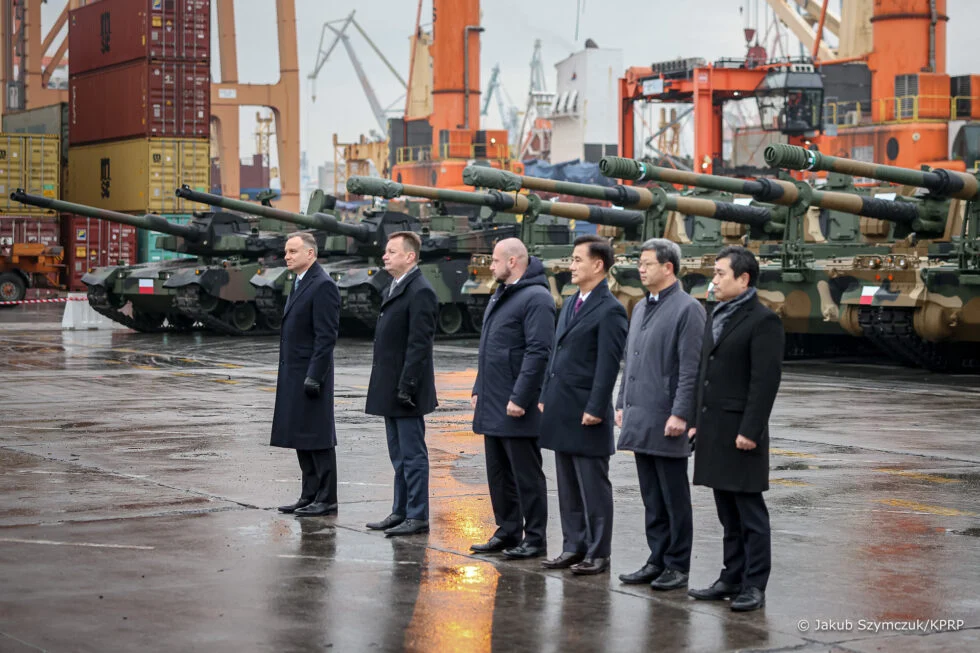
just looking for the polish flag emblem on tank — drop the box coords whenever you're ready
[859,286,879,305]
[138,279,154,295]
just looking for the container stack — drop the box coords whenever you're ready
[65,0,211,286]
[0,133,62,252]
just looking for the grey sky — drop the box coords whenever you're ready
[44,0,980,169]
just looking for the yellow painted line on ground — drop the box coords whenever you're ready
[874,468,962,484]
[259,387,277,393]
[133,365,157,370]
[179,358,199,364]
[771,478,809,487]
[435,430,479,438]
[103,360,123,365]
[171,372,196,378]
[215,363,244,369]
[876,498,976,517]
[770,448,816,458]
[212,379,239,385]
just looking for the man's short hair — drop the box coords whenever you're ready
[640,238,681,275]
[388,231,422,261]
[287,231,318,257]
[573,234,614,272]
[716,245,760,287]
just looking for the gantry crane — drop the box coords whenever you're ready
[482,64,521,148]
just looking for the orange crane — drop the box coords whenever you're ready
[389,0,519,189]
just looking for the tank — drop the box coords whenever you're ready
[761,146,980,371]
[178,185,520,336]
[10,189,307,334]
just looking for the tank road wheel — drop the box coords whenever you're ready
[227,302,258,332]
[0,272,27,303]
[195,289,221,314]
[437,303,464,336]
[261,309,283,331]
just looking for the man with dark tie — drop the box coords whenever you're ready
[615,238,705,590]
[687,246,784,612]
[272,232,342,517]
[537,235,628,575]
[470,238,555,559]
[365,231,439,537]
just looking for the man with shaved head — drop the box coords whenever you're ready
[470,238,556,559]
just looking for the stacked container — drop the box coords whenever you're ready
[65,0,210,284]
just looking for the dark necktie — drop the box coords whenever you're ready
[294,277,300,291]
[573,296,584,314]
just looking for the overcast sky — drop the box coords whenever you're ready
[47,0,980,169]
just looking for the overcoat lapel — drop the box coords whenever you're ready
[381,267,419,308]
[283,265,321,318]
[711,297,754,351]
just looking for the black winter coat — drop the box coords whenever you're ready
[472,257,556,437]
[365,267,439,417]
[270,264,341,450]
[538,280,628,457]
[692,293,784,493]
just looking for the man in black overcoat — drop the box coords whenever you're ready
[470,238,555,559]
[364,231,438,537]
[537,235,628,575]
[272,232,342,517]
[688,246,784,612]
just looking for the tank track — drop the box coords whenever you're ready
[86,286,184,333]
[174,285,277,337]
[856,306,977,372]
[254,287,284,331]
[465,297,489,334]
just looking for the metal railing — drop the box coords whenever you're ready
[395,142,512,165]
[824,95,980,126]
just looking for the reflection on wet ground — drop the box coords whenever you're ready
[1,315,979,652]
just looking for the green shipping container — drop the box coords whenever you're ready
[137,214,197,263]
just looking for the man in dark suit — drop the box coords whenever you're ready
[687,246,784,612]
[616,238,705,591]
[537,235,628,575]
[365,231,438,537]
[470,238,555,560]
[272,231,342,517]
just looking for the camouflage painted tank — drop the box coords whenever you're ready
[183,182,521,336]
[765,144,980,370]
[10,189,306,334]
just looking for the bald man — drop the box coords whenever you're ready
[470,239,556,559]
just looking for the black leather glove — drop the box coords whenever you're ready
[397,389,416,409]
[304,376,322,398]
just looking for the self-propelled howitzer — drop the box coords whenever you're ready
[10,190,302,334]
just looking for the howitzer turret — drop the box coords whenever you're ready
[764,144,980,200]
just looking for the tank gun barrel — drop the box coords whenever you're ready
[175,185,372,242]
[10,189,202,241]
[667,193,779,230]
[463,166,656,209]
[764,144,980,200]
[600,157,930,226]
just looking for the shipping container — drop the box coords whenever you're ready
[0,215,60,246]
[69,60,210,145]
[66,137,210,213]
[2,103,69,165]
[61,214,138,291]
[68,0,210,76]
[137,214,196,262]
[0,134,60,215]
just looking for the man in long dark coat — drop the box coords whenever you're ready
[365,231,438,537]
[272,231,342,517]
[688,246,784,612]
[616,238,705,591]
[537,235,628,575]
[470,238,555,559]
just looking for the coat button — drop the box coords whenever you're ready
[709,355,715,361]
[703,380,709,387]
[551,373,555,378]
[629,376,635,381]
[702,406,707,413]
[634,351,639,356]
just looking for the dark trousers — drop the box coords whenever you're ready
[636,453,692,572]
[484,435,548,547]
[554,452,613,559]
[713,489,771,590]
[297,448,337,505]
[384,416,429,521]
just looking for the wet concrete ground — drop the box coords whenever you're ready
[1,305,979,652]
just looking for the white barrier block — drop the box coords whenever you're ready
[62,293,116,330]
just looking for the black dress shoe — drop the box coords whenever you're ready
[688,579,742,601]
[470,536,517,553]
[293,502,338,517]
[277,499,312,514]
[501,543,546,559]
[541,551,586,569]
[619,563,663,585]
[650,568,689,591]
[570,557,610,575]
[366,513,405,530]
[384,519,429,537]
[730,586,765,612]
